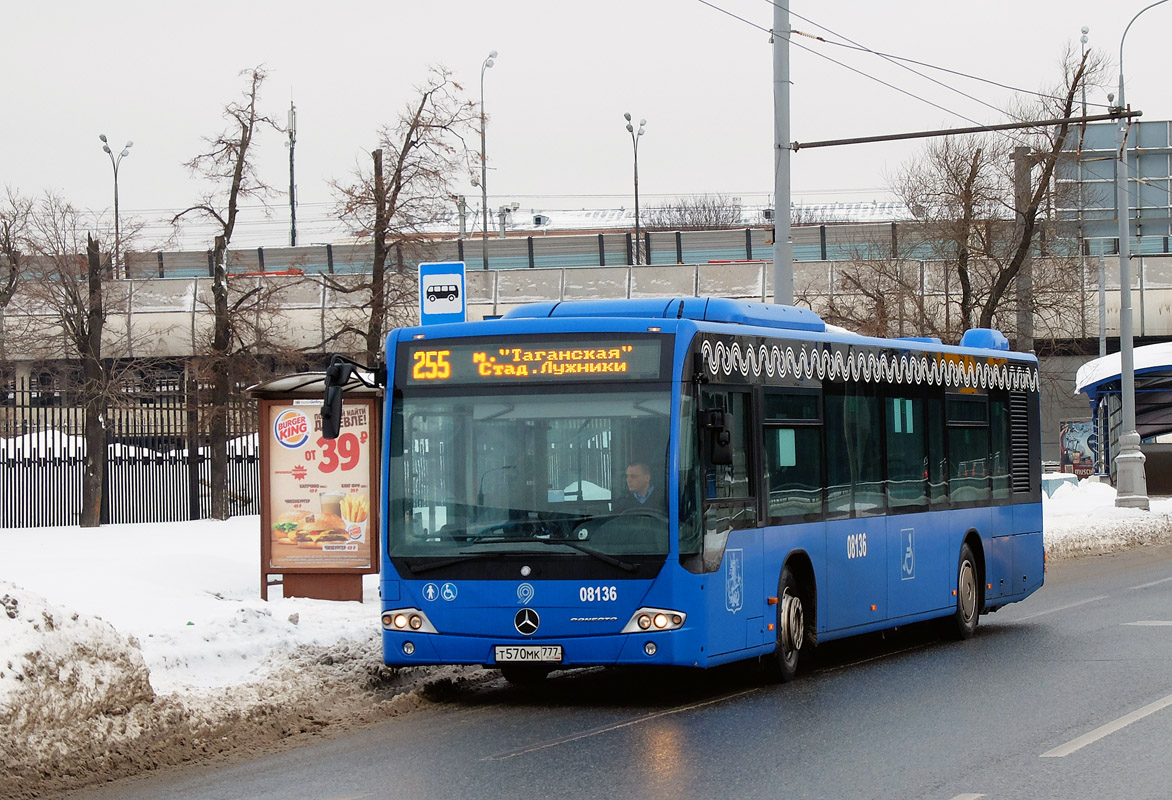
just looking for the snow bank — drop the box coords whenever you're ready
[1042,478,1172,559]
[0,582,154,731]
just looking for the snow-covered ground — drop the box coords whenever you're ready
[2,480,1171,798]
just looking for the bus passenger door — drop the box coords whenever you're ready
[823,387,888,630]
[883,394,947,619]
[697,390,763,657]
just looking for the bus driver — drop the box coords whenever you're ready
[613,460,664,514]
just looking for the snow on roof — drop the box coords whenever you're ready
[1074,342,1172,395]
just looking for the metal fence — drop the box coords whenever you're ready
[0,377,259,528]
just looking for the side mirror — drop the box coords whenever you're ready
[321,360,353,440]
[703,410,733,466]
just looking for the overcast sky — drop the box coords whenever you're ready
[3,0,1169,248]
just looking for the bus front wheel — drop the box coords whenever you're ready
[767,565,808,682]
[948,543,980,640]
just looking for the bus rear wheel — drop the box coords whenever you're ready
[766,565,808,682]
[948,543,980,640]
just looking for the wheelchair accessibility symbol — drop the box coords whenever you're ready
[901,528,915,580]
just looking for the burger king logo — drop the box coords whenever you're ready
[273,409,311,449]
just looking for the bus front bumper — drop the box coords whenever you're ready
[382,629,698,669]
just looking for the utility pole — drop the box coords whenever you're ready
[1110,0,1162,510]
[456,195,467,238]
[771,0,793,305]
[287,100,297,247]
[1012,146,1034,353]
[480,50,497,270]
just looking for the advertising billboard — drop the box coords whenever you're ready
[263,398,378,572]
[1059,419,1097,479]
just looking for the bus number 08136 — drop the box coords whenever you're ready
[580,586,617,602]
[846,533,868,559]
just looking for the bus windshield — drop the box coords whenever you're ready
[389,388,673,561]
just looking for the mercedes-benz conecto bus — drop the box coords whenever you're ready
[323,297,1043,684]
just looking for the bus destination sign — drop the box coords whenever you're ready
[403,338,663,385]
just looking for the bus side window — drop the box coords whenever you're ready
[763,390,823,522]
[990,397,1011,501]
[947,394,991,504]
[701,391,753,502]
[825,385,886,518]
[885,395,928,511]
[927,393,948,507]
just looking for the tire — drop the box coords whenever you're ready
[765,564,809,682]
[949,543,980,640]
[500,664,551,686]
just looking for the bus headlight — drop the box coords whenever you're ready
[382,608,438,634]
[622,607,686,634]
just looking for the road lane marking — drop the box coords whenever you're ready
[1014,595,1107,622]
[815,643,931,674]
[482,688,758,761]
[948,794,985,800]
[1125,620,1172,626]
[1040,692,1172,758]
[1128,576,1172,591]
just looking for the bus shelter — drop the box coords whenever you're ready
[251,371,382,601]
[1075,343,1172,493]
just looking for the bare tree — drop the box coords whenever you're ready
[174,66,280,520]
[643,194,745,231]
[0,187,33,365]
[15,192,119,526]
[330,67,478,363]
[881,47,1107,343]
[891,135,1011,334]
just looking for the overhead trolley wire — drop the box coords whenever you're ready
[698,0,998,131]
[763,0,1112,111]
[699,0,1109,150]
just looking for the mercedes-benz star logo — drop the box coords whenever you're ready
[514,608,540,636]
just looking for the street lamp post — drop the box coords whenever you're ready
[624,113,645,265]
[1112,0,1166,509]
[479,50,497,271]
[99,134,133,279]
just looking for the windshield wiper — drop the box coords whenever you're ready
[404,554,482,575]
[543,538,639,573]
[458,536,639,573]
[405,536,639,574]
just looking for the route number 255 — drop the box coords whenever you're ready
[412,350,451,380]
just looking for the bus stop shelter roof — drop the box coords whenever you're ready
[249,370,382,398]
[1075,343,1172,439]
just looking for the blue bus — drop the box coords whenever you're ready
[324,297,1043,684]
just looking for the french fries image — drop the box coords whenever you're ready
[340,492,369,523]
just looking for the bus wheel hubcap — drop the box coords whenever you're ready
[959,562,976,622]
[781,589,804,653]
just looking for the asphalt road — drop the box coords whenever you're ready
[67,545,1172,800]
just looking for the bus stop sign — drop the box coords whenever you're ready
[419,261,466,325]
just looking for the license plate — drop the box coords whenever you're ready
[494,645,563,663]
